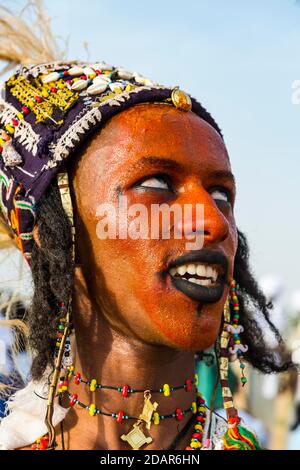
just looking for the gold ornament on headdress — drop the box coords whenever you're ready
[171,87,192,112]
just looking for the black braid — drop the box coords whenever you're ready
[29,181,74,381]
[234,230,294,373]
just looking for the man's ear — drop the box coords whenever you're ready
[32,225,41,248]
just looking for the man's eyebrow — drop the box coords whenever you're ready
[131,156,184,172]
[210,170,236,187]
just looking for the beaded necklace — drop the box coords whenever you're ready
[32,376,208,450]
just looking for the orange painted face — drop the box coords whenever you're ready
[69,103,238,351]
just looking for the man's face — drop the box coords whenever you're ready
[69,103,237,351]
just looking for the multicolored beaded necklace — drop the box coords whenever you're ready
[32,373,208,450]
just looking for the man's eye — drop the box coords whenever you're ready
[210,189,230,203]
[139,176,170,190]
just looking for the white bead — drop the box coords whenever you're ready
[109,82,125,92]
[68,65,85,76]
[83,67,96,77]
[71,79,88,91]
[41,72,60,83]
[86,82,109,95]
[92,62,114,71]
[93,75,112,84]
[117,68,134,80]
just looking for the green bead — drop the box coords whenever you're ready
[241,377,247,384]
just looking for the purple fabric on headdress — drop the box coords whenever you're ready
[0,61,220,264]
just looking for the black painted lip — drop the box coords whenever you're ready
[170,275,226,303]
[167,249,228,303]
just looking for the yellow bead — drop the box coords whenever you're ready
[236,340,241,345]
[190,441,201,449]
[0,138,5,146]
[56,82,65,89]
[199,406,206,413]
[36,439,41,444]
[153,412,160,425]
[56,342,61,347]
[89,73,96,80]
[41,89,49,97]
[113,86,122,94]
[195,424,203,432]
[191,402,197,414]
[163,384,170,397]
[17,112,24,120]
[194,374,198,386]
[233,324,238,328]
[125,84,134,92]
[90,379,97,392]
[28,100,35,109]
[89,404,96,416]
[68,365,74,378]
[5,124,14,134]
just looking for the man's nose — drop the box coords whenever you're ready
[174,187,229,245]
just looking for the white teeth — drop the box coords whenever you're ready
[188,277,198,284]
[200,279,212,286]
[206,266,213,278]
[177,265,187,276]
[187,264,196,275]
[169,262,219,283]
[196,265,206,277]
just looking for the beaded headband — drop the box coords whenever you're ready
[0,60,221,264]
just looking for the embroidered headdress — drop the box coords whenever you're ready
[0,61,221,263]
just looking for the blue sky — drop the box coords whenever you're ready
[1,0,300,302]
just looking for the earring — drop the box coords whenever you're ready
[217,281,261,450]
[227,279,248,387]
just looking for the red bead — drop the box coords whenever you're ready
[11,118,18,126]
[185,379,191,392]
[75,372,81,385]
[192,432,202,439]
[0,147,3,153]
[80,75,87,80]
[121,384,129,397]
[35,95,42,103]
[116,410,124,423]
[64,70,69,76]
[69,394,78,406]
[176,408,183,421]
[198,397,205,405]
[50,87,57,93]
[31,443,37,450]
[39,437,48,450]
[66,79,73,85]
[197,416,205,422]
[95,69,101,75]
[22,106,29,115]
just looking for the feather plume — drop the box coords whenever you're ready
[0,0,66,75]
